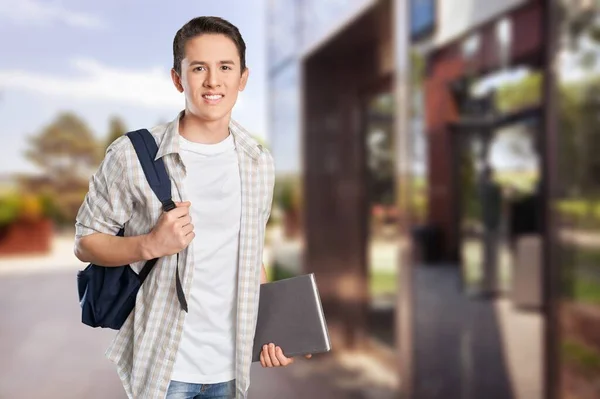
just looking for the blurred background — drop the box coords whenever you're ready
[0,0,598,398]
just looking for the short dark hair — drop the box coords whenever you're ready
[172,16,246,75]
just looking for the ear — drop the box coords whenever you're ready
[171,68,184,93]
[238,68,249,92]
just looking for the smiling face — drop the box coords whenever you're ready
[171,33,249,123]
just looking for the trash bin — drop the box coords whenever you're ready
[411,224,442,264]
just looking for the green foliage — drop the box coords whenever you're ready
[25,112,103,182]
[557,199,600,224]
[494,68,600,197]
[0,193,20,227]
[562,338,600,376]
[557,79,600,195]
[274,176,301,212]
[574,278,600,305]
[495,72,542,113]
[369,270,397,296]
[23,112,103,225]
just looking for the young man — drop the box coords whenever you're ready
[74,16,309,399]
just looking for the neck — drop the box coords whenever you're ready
[178,109,231,144]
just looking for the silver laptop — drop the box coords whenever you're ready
[252,273,331,362]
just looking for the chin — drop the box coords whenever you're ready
[190,106,231,123]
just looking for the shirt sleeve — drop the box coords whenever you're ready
[260,149,275,227]
[75,138,134,239]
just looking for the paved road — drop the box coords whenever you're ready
[0,270,125,399]
[0,233,398,399]
[0,269,371,399]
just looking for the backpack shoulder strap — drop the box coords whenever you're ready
[125,129,175,212]
[124,129,188,313]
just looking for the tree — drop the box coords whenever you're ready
[495,72,542,113]
[24,112,102,224]
[25,112,102,181]
[105,116,127,152]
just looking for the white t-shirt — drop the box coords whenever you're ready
[171,133,241,384]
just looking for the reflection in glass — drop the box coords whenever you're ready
[270,65,301,174]
[268,64,303,283]
[300,0,373,51]
[458,120,541,297]
[267,0,298,68]
[451,71,544,397]
[556,3,600,397]
[366,91,398,348]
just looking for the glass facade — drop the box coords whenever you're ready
[405,4,547,397]
[266,0,304,281]
[267,0,298,70]
[266,0,600,397]
[267,0,378,177]
[554,2,600,398]
[299,0,373,52]
[269,64,301,174]
[410,0,436,40]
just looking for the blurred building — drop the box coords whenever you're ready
[268,0,600,398]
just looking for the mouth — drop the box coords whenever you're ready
[202,93,224,104]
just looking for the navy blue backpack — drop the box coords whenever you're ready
[77,129,187,330]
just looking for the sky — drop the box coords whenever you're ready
[0,0,594,177]
[0,0,267,175]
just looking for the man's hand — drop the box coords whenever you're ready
[144,201,195,258]
[259,343,312,368]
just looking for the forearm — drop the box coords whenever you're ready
[74,232,155,267]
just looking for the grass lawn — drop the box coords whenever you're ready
[562,338,600,377]
[268,262,398,297]
[574,279,600,305]
[369,270,397,296]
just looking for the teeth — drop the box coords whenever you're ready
[203,95,222,100]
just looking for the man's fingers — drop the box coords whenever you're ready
[179,215,192,226]
[275,346,293,366]
[182,223,194,236]
[165,202,191,217]
[268,344,281,366]
[166,207,189,219]
[260,351,266,368]
[305,354,312,359]
[262,345,273,367]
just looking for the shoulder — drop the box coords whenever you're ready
[104,135,131,164]
[229,119,274,174]
[148,122,170,144]
[258,148,275,194]
[259,147,274,169]
[105,123,169,158]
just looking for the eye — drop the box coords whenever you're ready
[221,65,232,71]
[193,66,206,72]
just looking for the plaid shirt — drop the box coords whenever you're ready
[75,111,275,399]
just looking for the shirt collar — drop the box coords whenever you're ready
[154,110,263,161]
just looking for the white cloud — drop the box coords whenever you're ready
[0,0,106,29]
[0,57,185,109]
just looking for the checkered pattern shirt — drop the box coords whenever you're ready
[75,111,275,399]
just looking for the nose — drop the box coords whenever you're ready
[203,69,221,88]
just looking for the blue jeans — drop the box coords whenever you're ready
[166,379,236,399]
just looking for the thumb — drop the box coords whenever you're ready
[176,201,191,207]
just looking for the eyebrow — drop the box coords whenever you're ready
[189,60,236,66]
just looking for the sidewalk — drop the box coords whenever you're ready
[0,233,82,276]
[250,352,398,398]
[0,234,400,399]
